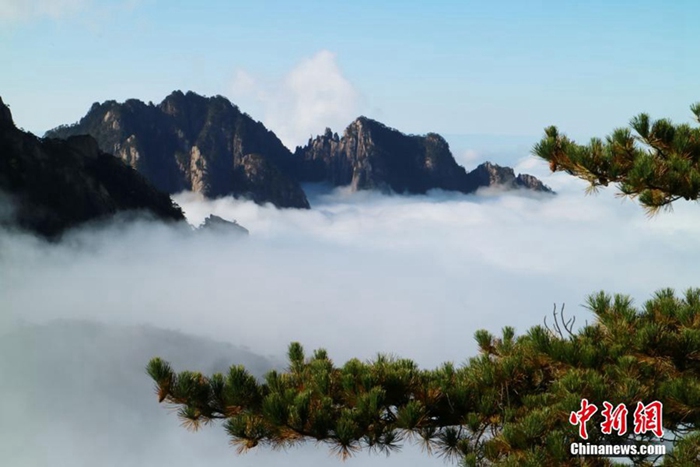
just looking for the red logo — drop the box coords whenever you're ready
[633,401,664,438]
[600,402,628,435]
[569,398,598,439]
[569,400,664,439]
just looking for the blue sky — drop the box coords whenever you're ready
[3,4,700,465]
[1,0,698,152]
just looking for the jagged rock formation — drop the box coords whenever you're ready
[47,92,552,205]
[295,117,554,195]
[46,91,310,209]
[0,96,185,238]
[198,214,249,236]
[465,161,554,192]
[294,120,470,193]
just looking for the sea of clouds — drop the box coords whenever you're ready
[2,155,700,466]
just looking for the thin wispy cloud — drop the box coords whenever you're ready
[0,0,86,22]
[0,0,140,25]
[230,50,363,150]
[4,157,700,363]
[2,156,700,466]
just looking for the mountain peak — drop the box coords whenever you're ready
[349,115,387,129]
[468,161,554,193]
[160,90,232,106]
[470,161,516,185]
[44,90,554,205]
[46,91,310,209]
[0,96,14,128]
[296,118,470,192]
[296,122,554,196]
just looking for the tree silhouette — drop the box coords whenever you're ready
[148,290,700,466]
[533,103,700,215]
[147,105,700,465]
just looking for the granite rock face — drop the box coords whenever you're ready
[0,96,185,238]
[46,91,310,209]
[465,162,555,193]
[513,173,554,192]
[294,118,470,193]
[294,117,554,195]
[47,92,553,205]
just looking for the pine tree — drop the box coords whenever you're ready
[147,290,700,466]
[147,105,700,465]
[533,103,700,215]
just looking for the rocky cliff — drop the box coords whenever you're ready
[47,92,552,205]
[465,161,554,192]
[294,119,470,193]
[0,96,185,238]
[46,91,310,209]
[294,117,554,195]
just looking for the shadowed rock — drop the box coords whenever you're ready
[295,117,554,195]
[46,91,310,209]
[465,162,555,193]
[198,214,249,236]
[46,92,553,204]
[0,97,185,238]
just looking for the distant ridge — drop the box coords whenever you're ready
[295,117,554,195]
[47,91,553,209]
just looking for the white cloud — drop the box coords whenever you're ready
[0,0,87,21]
[3,182,700,465]
[0,0,139,23]
[456,148,481,166]
[230,69,259,98]
[229,50,362,150]
[4,182,700,365]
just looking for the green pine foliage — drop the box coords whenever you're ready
[147,289,700,466]
[147,106,700,464]
[533,103,700,214]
